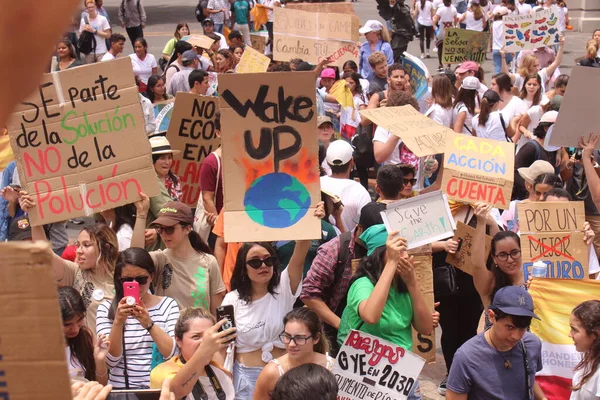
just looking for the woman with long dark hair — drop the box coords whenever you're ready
[472,89,506,141]
[427,74,455,128]
[453,76,480,134]
[145,75,172,104]
[130,37,158,92]
[489,72,527,138]
[215,49,236,73]
[55,38,82,71]
[570,300,600,399]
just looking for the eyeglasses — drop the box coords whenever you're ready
[403,178,417,186]
[279,333,313,345]
[121,275,150,285]
[495,249,521,262]
[155,225,179,235]
[246,256,276,269]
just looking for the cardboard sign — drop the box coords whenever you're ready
[273,8,360,67]
[166,93,220,207]
[360,106,453,157]
[333,330,426,400]
[441,134,515,209]
[250,33,267,54]
[0,242,72,400]
[381,191,455,249]
[446,221,493,275]
[402,53,429,101]
[411,255,436,364]
[6,58,159,226]
[284,2,356,14]
[236,46,271,74]
[550,66,600,148]
[442,28,490,64]
[518,202,588,280]
[153,99,174,134]
[503,7,560,52]
[182,34,215,50]
[218,72,321,242]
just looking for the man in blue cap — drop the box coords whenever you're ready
[447,286,545,400]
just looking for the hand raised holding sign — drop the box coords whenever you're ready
[396,256,416,286]
[579,133,600,159]
[445,239,459,254]
[473,203,492,222]
[134,192,151,216]
[386,232,408,263]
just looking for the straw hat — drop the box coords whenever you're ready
[149,136,180,155]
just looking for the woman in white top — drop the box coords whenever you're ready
[458,0,486,31]
[512,73,548,149]
[569,300,600,400]
[80,0,111,64]
[426,74,455,128]
[99,203,136,251]
[97,248,180,389]
[490,72,527,139]
[491,6,510,74]
[130,37,158,92]
[414,0,434,58]
[253,308,334,400]
[472,89,507,141]
[453,76,480,135]
[222,204,324,399]
[433,0,458,71]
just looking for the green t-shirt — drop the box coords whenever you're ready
[337,276,414,349]
[232,0,250,25]
[162,37,177,57]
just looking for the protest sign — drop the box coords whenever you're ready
[402,53,429,101]
[530,279,600,400]
[360,106,453,157]
[236,46,271,74]
[250,34,267,54]
[166,93,220,207]
[518,201,588,280]
[6,58,159,226]
[442,28,490,64]
[411,255,436,363]
[273,8,360,67]
[381,191,455,249]
[333,330,426,400]
[153,99,174,134]
[0,242,72,400]
[182,34,215,50]
[285,2,356,14]
[503,7,560,52]
[550,66,600,148]
[446,221,492,275]
[441,134,514,209]
[218,72,321,242]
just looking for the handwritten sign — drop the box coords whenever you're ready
[333,330,426,400]
[441,134,515,209]
[446,221,492,275]
[218,72,321,242]
[402,53,429,101]
[0,242,72,400]
[284,2,356,14]
[411,254,436,363]
[442,28,490,64]
[6,58,159,226]
[166,93,220,207]
[182,34,215,50]
[273,8,360,67]
[518,202,588,280]
[381,191,455,249]
[153,99,174,134]
[236,46,271,74]
[503,7,560,52]
[360,106,453,157]
[250,34,267,54]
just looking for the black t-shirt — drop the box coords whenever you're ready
[512,140,555,200]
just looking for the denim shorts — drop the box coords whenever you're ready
[233,361,264,400]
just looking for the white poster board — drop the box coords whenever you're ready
[380,191,456,249]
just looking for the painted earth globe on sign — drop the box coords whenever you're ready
[244,172,311,228]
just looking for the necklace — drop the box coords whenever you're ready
[487,331,512,369]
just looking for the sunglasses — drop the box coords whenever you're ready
[246,256,276,269]
[121,275,150,285]
[155,224,180,235]
[403,178,417,186]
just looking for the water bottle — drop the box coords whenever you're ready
[531,261,547,278]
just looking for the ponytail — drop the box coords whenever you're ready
[188,229,212,254]
[478,98,492,126]
[420,0,426,9]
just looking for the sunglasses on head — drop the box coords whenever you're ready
[246,256,276,269]
[121,275,150,285]
[155,224,180,235]
[403,178,417,186]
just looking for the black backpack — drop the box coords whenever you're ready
[195,0,210,22]
[78,16,96,55]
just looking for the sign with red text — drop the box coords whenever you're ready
[166,93,220,207]
[333,330,426,400]
[273,8,360,67]
[518,202,588,280]
[441,134,515,209]
[6,58,159,226]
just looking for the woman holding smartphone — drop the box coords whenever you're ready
[96,247,180,389]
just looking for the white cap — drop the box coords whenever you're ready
[461,76,481,91]
[359,20,384,35]
[326,140,354,166]
[540,110,558,124]
[493,6,509,15]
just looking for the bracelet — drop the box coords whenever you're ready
[145,322,155,331]
[136,214,147,219]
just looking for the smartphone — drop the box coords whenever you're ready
[575,149,583,160]
[123,281,141,305]
[216,305,235,333]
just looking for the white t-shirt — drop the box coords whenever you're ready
[426,104,454,128]
[464,11,484,31]
[492,20,504,50]
[221,268,300,357]
[417,1,434,26]
[66,346,86,379]
[373,127,402,165]
[436,5,458,40]
[514,69,550,94]
[101,52,116,62]
[557,6,568,32]
[499,95,528,126]
[570,362,600,399]
[473,111,506,141]
[517,2,532,14]
[116,224,133,251]
[432,0,443,10]
[320,175,371,232]
[79,14,110,54]
[262,0,280,21]
[129,53,158,84]
[453,102,475,134]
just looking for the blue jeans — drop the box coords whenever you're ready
[492,50,514,74]
[233,361,263,400]
[214,23,224,33]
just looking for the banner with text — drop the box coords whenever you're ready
[442,28,490,64]
[333,330,426,400]
[218,72,321,242]
[518,201,588,280]
[441,134,515,209]
[503,7,560,52]
[6,58,159,226]
[285,2,356,14]
[237,46,271,74]
[273,8,360,67]
[166,93,220,207]
[446,221,492,276]
[153,99,174,134]
[402,53,429,101]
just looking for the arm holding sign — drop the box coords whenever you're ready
[471,203,495,304]
[132,192,151,249]
[579,133,600,210]
[544,36,565,80]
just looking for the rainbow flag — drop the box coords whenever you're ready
[529,279,600,399]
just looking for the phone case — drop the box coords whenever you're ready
[216,305,235,332]
[123,281,141,305]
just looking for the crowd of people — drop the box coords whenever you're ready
[3,0,600,399]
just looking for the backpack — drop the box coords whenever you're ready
[195,0,210,22]
[161,63,180,82]
[78,16,96,55]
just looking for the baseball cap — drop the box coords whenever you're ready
[317,115,333,128]
[359,224,388,256]
[493,6,509,15]
[325,140,354,166]
[517,160,555,184]
[490,286,540,319]
[456,61,479,74]
[151,202,194,227]
[359,20,384,35]
[202,18,214,26]
[461,76,481,91]
[549,95,563,111]
[9,216,32,241]
[540,110,558,124]
[295,62,315,71]
[320,68,336,79]
[482,89,502,105]
[181,50,198,64]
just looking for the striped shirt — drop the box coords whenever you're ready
[96,297,180,389]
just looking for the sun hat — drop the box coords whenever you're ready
[149,136,181,155]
